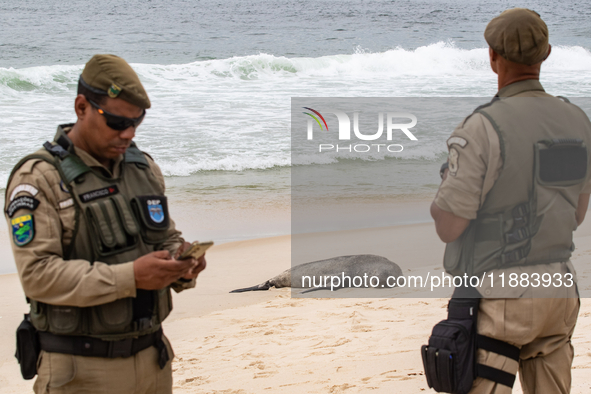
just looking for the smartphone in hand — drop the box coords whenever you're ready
[178,241,214,260]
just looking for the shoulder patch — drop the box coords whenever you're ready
[447,136,468,149]
[11,214,35,246]
[59,180,70,194]
[6,196,40,218]
[59,198,74,210]
[10,184,39,201]
[448,148,460,177]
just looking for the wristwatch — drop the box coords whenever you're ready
[440,162,449,179]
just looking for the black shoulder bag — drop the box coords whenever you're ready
[421,291,520,393]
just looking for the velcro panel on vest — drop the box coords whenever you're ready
[111,195,139,236]
[59,155,91,184]
[536,140,587,186]
[124,144,149,168]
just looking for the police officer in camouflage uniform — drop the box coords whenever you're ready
[5,54,206,393]
[431,9,591,394]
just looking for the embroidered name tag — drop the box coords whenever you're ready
[79,185,119,203]
[6,196,40,218]
[59,198,74,210]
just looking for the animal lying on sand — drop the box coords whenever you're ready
[230,254,403,293]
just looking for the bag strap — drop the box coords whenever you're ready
[474,335,520,388]
[477,334,520,361]
[476,364,516,388]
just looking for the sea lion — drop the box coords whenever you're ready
[230,254,403,293]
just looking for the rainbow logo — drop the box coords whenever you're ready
[303,107,329,131]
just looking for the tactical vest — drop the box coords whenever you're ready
[7,126,173,340]
[444,97,591,277]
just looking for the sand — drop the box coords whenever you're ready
[1,219,591,393]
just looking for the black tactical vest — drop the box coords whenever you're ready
[8,125,173,340]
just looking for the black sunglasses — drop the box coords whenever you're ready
[87,99,146,131]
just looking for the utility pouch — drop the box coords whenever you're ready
[86,196,139,257]
[422,298,479,393]
[89,298,134,335]
[131,195,170,244]
[15,314,40,380]
[421,294,520,393]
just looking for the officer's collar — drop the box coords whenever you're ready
[54,123,76,151]
[53,123,124,177]
[496,79,545,98]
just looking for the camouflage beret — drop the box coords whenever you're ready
[484,8,549,66]
[80,54,151,109]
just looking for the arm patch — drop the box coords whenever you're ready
[447,136,468,149]
[6,196,40,218]
[9,184,39,201]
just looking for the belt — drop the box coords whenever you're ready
[38,328,170,368]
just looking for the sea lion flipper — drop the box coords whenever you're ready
[300,287,330,294]
[229,282,271,293]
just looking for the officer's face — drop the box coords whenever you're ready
[80,96,144,162]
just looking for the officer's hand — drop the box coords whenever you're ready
[180,255,207,280]
[134,250,194,290]
[174,242,207,281]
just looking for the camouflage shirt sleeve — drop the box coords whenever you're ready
[433,112,503,220]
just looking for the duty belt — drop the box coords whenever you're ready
[38,328,170,369]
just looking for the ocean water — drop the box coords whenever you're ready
[1,0,591,230]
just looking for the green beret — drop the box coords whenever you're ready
[484,8,549,66]
[80,54,151,109]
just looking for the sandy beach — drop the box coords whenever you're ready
[2,208,591,393]
[2,1,591,393]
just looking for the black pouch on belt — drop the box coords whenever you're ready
[421,296,479,393]
[421,287,520,393]
[15,314,40,380]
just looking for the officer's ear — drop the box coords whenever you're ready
[543,45,552,61]
[489,47,499,75]
[74,94,91,121]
